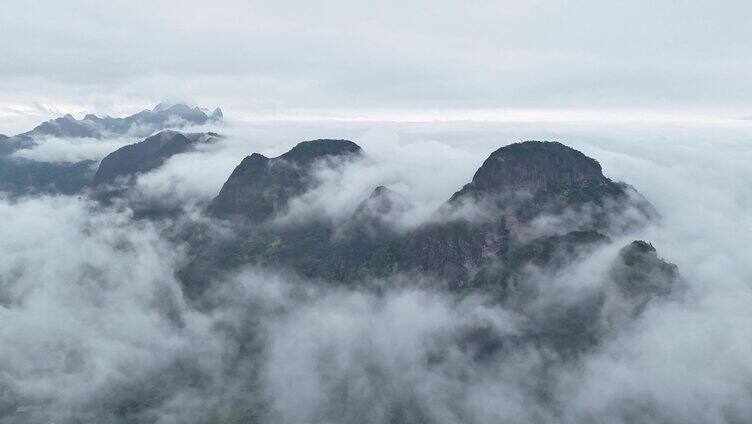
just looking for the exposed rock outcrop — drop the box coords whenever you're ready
[610,240,681,304]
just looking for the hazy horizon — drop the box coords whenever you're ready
[3,0,752,133]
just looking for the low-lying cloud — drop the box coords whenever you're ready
[11,136,133,163]
[0,118,751,423]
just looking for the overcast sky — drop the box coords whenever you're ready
[1,0,751,132]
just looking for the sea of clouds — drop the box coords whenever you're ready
[1,117,751,423]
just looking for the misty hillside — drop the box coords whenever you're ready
[92,131,219,186]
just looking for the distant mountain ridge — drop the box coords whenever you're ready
[23,103,222,140]
[0,104,223,196]
[0,103,222,154]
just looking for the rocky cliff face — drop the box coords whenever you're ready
[207,139,362,222]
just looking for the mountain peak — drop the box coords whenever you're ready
[611,240,680,300]
[280,139,361,163]
[152,102,167,112]
[152,102,183,112]
[371,185,391,198]
[451,140,609,202]
[160,103,194,115]
[357,185,411,216]
[208,139,362,222]
[93,130,215,186]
